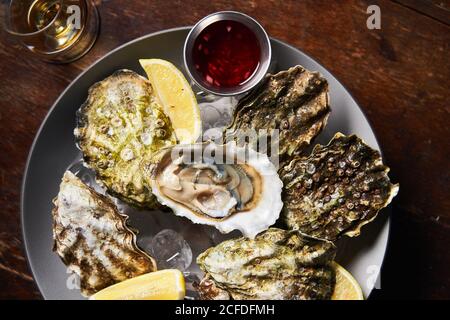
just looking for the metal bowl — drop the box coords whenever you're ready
[184,11,271,96]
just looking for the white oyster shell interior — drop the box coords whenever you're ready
[151,142,283,238]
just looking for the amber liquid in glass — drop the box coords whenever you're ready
[23,0,86,54]
[6,0,98,63]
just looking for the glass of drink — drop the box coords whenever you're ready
[2,0,100,63]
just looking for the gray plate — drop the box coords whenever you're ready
[21,27,390,300]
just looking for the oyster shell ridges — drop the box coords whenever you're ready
[280,133,399,241]
[196,228,336,300]
[75,69,177,208]
[52,171,157,297]
[225,65,331,159]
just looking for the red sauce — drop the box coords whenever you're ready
[192,20,261,88]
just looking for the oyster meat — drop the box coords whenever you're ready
[52,171,157,297]
[196,228,336,300]
[149,142,283,238]
[75,70,177,208]
[280,133,399,241]
[225,65,331,159]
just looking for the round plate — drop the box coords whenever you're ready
[21,27,389,300]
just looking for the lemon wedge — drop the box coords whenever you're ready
[139,59,201,144]
[331,262,364,300]
[89,269,185,300]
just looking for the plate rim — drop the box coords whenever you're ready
[20,26,390,299]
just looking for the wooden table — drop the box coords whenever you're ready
[0,0,448,299]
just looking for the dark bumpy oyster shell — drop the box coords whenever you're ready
[75,70,177,208]
[280,133,399,241]
[196,228,336,300]
[225,65,331,160]
[52,171,157,297]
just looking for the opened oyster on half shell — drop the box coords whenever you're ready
[147,142,283,238]
[280,133,399,241]
[196,228,336,300]
[75,70,177,208]
[52,171,157,297]
[225,66,331,160]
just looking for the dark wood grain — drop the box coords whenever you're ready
[393,0,450,25]
[0,0,448,299]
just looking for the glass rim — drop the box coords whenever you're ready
[3,0,65,37]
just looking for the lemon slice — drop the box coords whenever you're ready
[332,262,364,300]
[89,269,185,300]
[140,59,201,144]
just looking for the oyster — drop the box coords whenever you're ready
[75,70,177,208]
[149,142,283,238]
[196,228,336,300]
[280,133,399,241]
[225,65,331,159]
[52,171,157,297]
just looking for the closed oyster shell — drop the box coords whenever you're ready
[75,70,177,208]
[225,65,331,159]
[52,171,157,297]
[196,228,336,300]
[280,133,399,241]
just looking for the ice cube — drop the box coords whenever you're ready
[67,158,98,190]
[148,229,193,271]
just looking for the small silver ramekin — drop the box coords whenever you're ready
[184,11,271,96]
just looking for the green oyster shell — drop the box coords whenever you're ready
[225,65,331,160]
[280,133,399,241]
[196,228,336,300]
[75,70,177,208]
